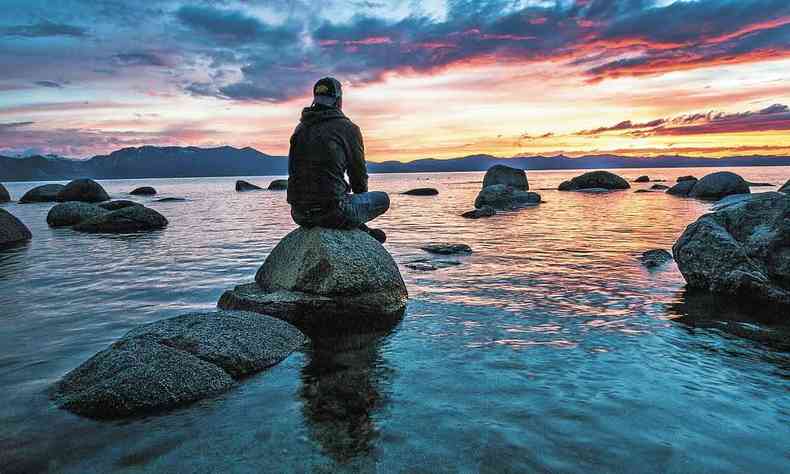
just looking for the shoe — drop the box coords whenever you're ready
[359,224,386,243]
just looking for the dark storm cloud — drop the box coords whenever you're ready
[176,5,300,45]
[1,20,87,38]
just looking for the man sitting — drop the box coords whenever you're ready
[287,77,389,243]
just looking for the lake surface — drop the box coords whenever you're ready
[1,167,789,473]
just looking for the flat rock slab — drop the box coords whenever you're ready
[52,311,306,419]
[420,243,472,255]
[405,257,463,271]
[130,186,157,195]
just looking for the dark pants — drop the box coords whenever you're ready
[291,192,390,229]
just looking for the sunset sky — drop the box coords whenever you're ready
[1,0,789,161]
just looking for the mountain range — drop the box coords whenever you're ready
[2,145,790,182]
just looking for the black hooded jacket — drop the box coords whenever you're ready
[286,105,368,209]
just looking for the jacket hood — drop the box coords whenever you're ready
[300,105,347,126]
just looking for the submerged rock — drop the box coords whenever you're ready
[268,179,289,190]
[47,202,107,227]
[52,311,306,419]
[482,165,528,190]
[74,205,167,233]
[99,200,141,211]
[677,176,697,182]
[474,184,540,209]
[56,179,110,203]
[461,206,496,219]
[236,180,263,192]
[557,171,630,191]
[688,171,750,200]
[634,176,650,183]
[130,186,157,195]
[401,188,438,196]
[404,257,462,271]
[154,197,187,202]
[0,183,9,202]
[19,184,65,203]
[639,249,673,268]
[651,184,669,190]
[420,243,472,255]
[0,209,32,246]
[673,192,790,307]
[218,227,408,337]
[779,179,789,193]
[666,179,698,196]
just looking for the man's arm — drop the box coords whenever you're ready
[346,124,368,194]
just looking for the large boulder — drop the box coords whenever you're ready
[56,179,110,203]
[19,184,64,203]
[779,179,789,194]
[0,209,32,246]
[51,311,306,419]
[667,179,698,196]
[0,183,9,203]
[236,180,263,192]
[74,205,167,233]
[688,171,750,200]
[218,227,408,337]
[482,165,528,190]
[268,179,288,190]
[130,186,156,196]
[557,171,630,191]
[673,192,790,307]
[474,184,541,209]
[47,202,108,227]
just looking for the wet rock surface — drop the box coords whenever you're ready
[51,311,306,419]
[56,179,110,203]
[673,192,790,307]
[688,171,750,200]
[47,202,108,227]
[461,206,496,219]
[474,185,541,209]
[0,209,32,246]
[19,184,65,203]
[74,205,168,233]
[98,200,141,211]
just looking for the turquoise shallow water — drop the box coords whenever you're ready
[1,167,789,473]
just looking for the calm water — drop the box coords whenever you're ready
[1,167,789,473]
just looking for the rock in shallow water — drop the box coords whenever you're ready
[218,227,408,337]
[420,243,472,255]
[666,179,698,196]
[130,186,156,195]
[401,188,438,196]
[74,205,167,233]
[482,165,528,190]
[19,184,65,203]
[52,311,306,419]
[677,175,697,182]
[47,202,107,227]
[268,179,288,190]
[461,206,496,219]
[0,183,10,203]
[688,171,750,200]
[558,171,630,191]
[474,184,540,209]
[0,209,32,246]
[56,178,110,203]
[673,192,790,307]
[639,249,673,268]
[236,180,263,191]
[634,175,650,183]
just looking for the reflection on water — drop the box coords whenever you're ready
[1,167,789,472]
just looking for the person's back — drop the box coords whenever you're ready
[287,77,389,242]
